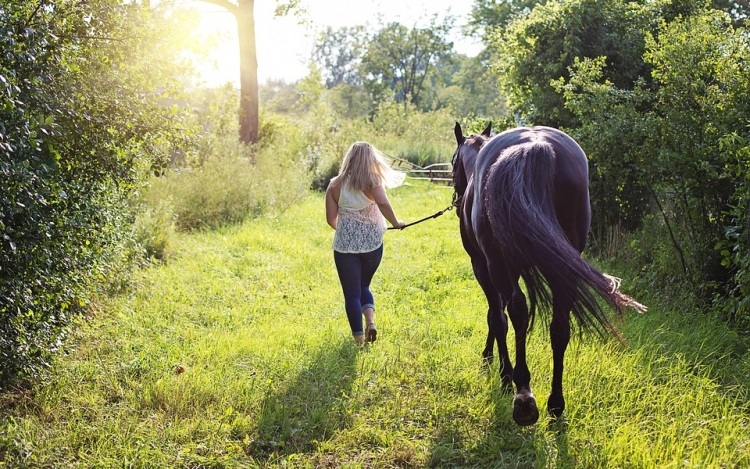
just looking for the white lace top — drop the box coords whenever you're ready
[333,182,386,253]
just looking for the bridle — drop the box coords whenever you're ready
[386,150,462,230]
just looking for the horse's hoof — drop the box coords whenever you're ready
[512,391,539,426]
[548,405,564,420]
[547,394,565,420]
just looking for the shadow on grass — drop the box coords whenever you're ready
[423,305,750,468]
[247,339,358,460]
[424,372,540,468]
[422,363,586,468]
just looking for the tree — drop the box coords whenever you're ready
[196,0,303,145]
[442,49,506,117]
[468,0,547,40]
[312,25,366,88]
[359,17,455,109]
[493,0,652,127]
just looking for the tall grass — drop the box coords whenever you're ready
[369,103,457,167]
[141,109,311,233]
[1,182,748,468]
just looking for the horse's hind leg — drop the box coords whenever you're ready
[548,293,572,419]
[505,282,539,426]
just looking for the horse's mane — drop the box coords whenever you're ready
[452,133,488,198]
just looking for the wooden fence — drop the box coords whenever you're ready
[385,154,453,185]
[406,163,453,184]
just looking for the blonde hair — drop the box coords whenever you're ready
[337,141,405,191]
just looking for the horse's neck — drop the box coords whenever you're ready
[463,153,477,176]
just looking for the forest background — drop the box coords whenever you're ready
[1,0,749,405]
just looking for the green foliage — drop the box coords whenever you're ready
[642,10,749,292]
[552,8,750,316]
[492,0,652,127]
[435,49,506,118]
[259,79,304,114]
[369,103,457,167]
[492,0,750,322]
[312,25,366,88]
[142,86,311,231]
[0,186,748,467]
[144,144,308,232]
[258,69,465,190]
[359,18,456,108]
[0,1,195,386]
[717,133,750,330]
[130,199,177,263]
[324,83,375,119]
[554,56,652,236]
[310,20,505,118]
[469,0,548,39]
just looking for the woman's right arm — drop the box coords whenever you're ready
[325,179,339,230]
[370,185,404,229]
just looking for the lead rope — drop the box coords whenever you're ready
[387,191,461,230]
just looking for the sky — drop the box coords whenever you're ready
[191,0,483,87]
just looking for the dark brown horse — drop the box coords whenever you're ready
[452,122,645,426]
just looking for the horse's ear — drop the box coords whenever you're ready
[482,121,492,137]
[454,122,465,145]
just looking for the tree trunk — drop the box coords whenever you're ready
[236,0,258,145]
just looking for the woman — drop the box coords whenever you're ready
[326,141,405,345]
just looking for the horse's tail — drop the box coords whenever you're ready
[485,141,645,335]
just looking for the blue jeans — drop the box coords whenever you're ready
[333,245,383,336]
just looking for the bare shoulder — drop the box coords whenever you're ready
[327,176,342,201]
[369,184,387,203]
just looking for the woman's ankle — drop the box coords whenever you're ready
[363,307,375,327]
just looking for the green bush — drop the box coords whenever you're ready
[0,2,193,386]
[716,133,750,331]
[144,137,309,231]
[551,8,750,317]
[370,102,457,167]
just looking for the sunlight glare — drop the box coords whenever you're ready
[191,0,481,89]
[193,2,308,88]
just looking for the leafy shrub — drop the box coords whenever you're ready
[144,137,309,231]
[0,2,193,386]
[715,133,750,331]
[551,8,750,316]
[370,102,457,167]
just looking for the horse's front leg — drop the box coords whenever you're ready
[548,295,572,419]
[483,312,494,364]
[488,305,513,389]
[473,259,513,388]
[506,287,539,426]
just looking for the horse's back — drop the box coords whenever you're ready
[474,126,587,184]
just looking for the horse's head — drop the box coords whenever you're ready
[452,121,492,198]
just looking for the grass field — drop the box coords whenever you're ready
[1,182,749,468]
